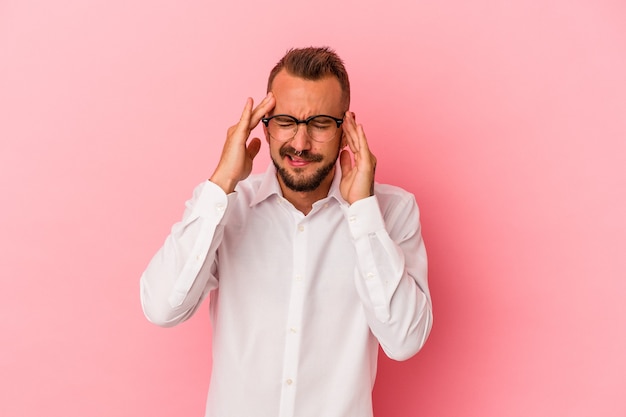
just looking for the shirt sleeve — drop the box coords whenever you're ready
[347,193,433,361]
[139,180,235,327]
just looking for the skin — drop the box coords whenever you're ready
[210,70,377,215]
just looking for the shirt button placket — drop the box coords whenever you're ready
[278,220,307,417]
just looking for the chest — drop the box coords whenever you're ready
[217,200,357,307]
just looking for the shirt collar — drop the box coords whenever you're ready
[249,163,349,208]
[249,164,283,207]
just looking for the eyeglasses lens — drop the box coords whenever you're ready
[268,116,337,142]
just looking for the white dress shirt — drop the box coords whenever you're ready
[140,163,432,417]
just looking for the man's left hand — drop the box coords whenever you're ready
[339,111,377,204]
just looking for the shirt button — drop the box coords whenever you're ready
[298,225,304,232]
[286,379,293,385]
[294,274,303,281]
[366,272,375,280]
[349,215,356,223]
[290,327,297,333]
[216,203,225,212]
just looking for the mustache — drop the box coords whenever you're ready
[279,146,323,162]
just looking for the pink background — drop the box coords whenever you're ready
[1,0,625,416]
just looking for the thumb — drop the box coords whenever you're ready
[339,149,352,175]
[247,137,262,160]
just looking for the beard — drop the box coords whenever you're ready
[272,145,340,192]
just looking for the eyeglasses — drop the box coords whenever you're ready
[261,114,344,143]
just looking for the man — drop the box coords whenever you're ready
[140,46,432,417]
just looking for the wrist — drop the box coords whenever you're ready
[209,172,238,194]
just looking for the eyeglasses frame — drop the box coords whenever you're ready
[261,114,344,143]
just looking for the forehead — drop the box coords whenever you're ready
[270,70,344,118]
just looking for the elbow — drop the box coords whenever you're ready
[382,336,425,361]
[382,308,433,361]
[382,345,419,362]
[140,281,189,328]
[141,300,182,328]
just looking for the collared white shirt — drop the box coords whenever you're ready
[140,164,432,417]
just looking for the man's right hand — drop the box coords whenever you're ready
[210,93,276,194]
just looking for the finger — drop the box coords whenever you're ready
[250,92,276,127]
[239,97,253,122]
[343,111,360,153]
[233,97,254,137]
[356,124,369,154]
[346,112,370,155]
[355,124,377,170]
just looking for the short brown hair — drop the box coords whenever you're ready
[267,46,350,110]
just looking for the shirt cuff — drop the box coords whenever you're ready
[188,180,235,224]
[346,196,386,240]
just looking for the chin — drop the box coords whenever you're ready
[273,159,336,193]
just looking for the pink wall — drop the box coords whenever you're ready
[1,0,625,416]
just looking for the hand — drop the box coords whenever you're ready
[210,93,276,193]
[339,111,377,204]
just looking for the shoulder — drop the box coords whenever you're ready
[373,183,422,234]
[374,183,418,211]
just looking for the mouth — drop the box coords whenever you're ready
[280,148,323,167]
[287,156,311,167]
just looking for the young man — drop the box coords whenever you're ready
[140,46,432,417]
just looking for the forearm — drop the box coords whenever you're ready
[349,195,433,360]
[140,181,232,327]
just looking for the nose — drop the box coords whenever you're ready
[290,122,312,152]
